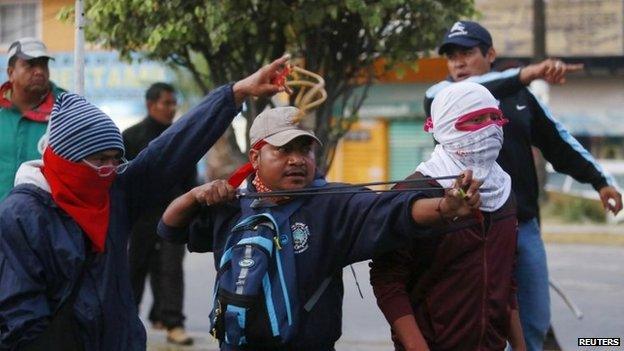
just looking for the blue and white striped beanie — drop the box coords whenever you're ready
[48,93,124,161]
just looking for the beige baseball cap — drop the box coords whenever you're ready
[249,106,321,147]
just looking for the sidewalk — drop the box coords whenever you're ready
[542,222,624,246]
[144,223,623,351]
[147,329,217,351]
[146,329,394,351]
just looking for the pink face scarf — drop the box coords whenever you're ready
[417,81,512,212]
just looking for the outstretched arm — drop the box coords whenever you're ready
[519,59,583,85]
[424,59,583,117]
[122,56,289,217]
[424,69,524,116]
[326,170,482,265]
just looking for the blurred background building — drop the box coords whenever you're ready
[327,0,624,192]
[0,0,177,130]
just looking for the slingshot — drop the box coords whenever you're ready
[271,59,327,123]
[237,175,466,199]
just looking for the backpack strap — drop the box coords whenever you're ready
[304,264,364,312]
[241,177,331,315]
[303,276,332,312]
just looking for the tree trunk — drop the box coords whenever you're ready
[205,127,247,181]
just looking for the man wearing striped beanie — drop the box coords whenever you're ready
[42,93,127,253]
[0,55,290,350]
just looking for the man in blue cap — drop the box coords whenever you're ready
[423,21,622,351]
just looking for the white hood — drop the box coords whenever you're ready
[14,159,51,193]
[416,81,512,212]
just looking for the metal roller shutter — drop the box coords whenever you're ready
[389,120,435,180]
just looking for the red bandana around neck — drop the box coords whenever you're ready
[227,139,296,205]
[252,175,273,193]
[228,140,268,188]
[0,82,55,122]
[251,173,291,205]
[41,147,115,252]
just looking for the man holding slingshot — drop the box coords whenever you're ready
[158,103,482,350]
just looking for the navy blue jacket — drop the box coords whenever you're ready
[424,69,612,221]
[158,179,429,350]
[0,85,238,350]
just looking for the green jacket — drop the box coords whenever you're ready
[0,82,65,200]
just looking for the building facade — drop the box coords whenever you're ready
[328,0,624,183]
[0,0,175,129]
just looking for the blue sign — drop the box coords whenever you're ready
[0,51,176,129]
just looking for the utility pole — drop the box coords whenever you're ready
[531,0,549,201]
[74,0,85,95]
[533,0,546,62]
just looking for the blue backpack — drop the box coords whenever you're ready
[209,196,309,348]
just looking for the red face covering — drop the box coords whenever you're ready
[41,147,115,252]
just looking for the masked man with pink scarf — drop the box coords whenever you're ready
[370,81,526,351]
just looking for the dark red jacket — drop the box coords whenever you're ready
[370,173,518,351]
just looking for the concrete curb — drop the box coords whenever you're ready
[542,224,624,246]
[543,232,624,246]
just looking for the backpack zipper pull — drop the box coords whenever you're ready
[210,301,222,340]
[274,235,282,250]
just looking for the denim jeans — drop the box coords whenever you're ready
[514,218,550,351]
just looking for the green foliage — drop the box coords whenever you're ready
[543,195,606,223]
[78,0,475,171]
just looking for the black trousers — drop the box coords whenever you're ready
[128,217,186,329]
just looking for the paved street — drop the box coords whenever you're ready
[548,244,624,351]
[143,242,624,351]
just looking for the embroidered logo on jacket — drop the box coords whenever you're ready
[291,222,310,254]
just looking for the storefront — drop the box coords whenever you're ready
[327,83,434,183]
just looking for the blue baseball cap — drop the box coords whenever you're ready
[438,21,492,55]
